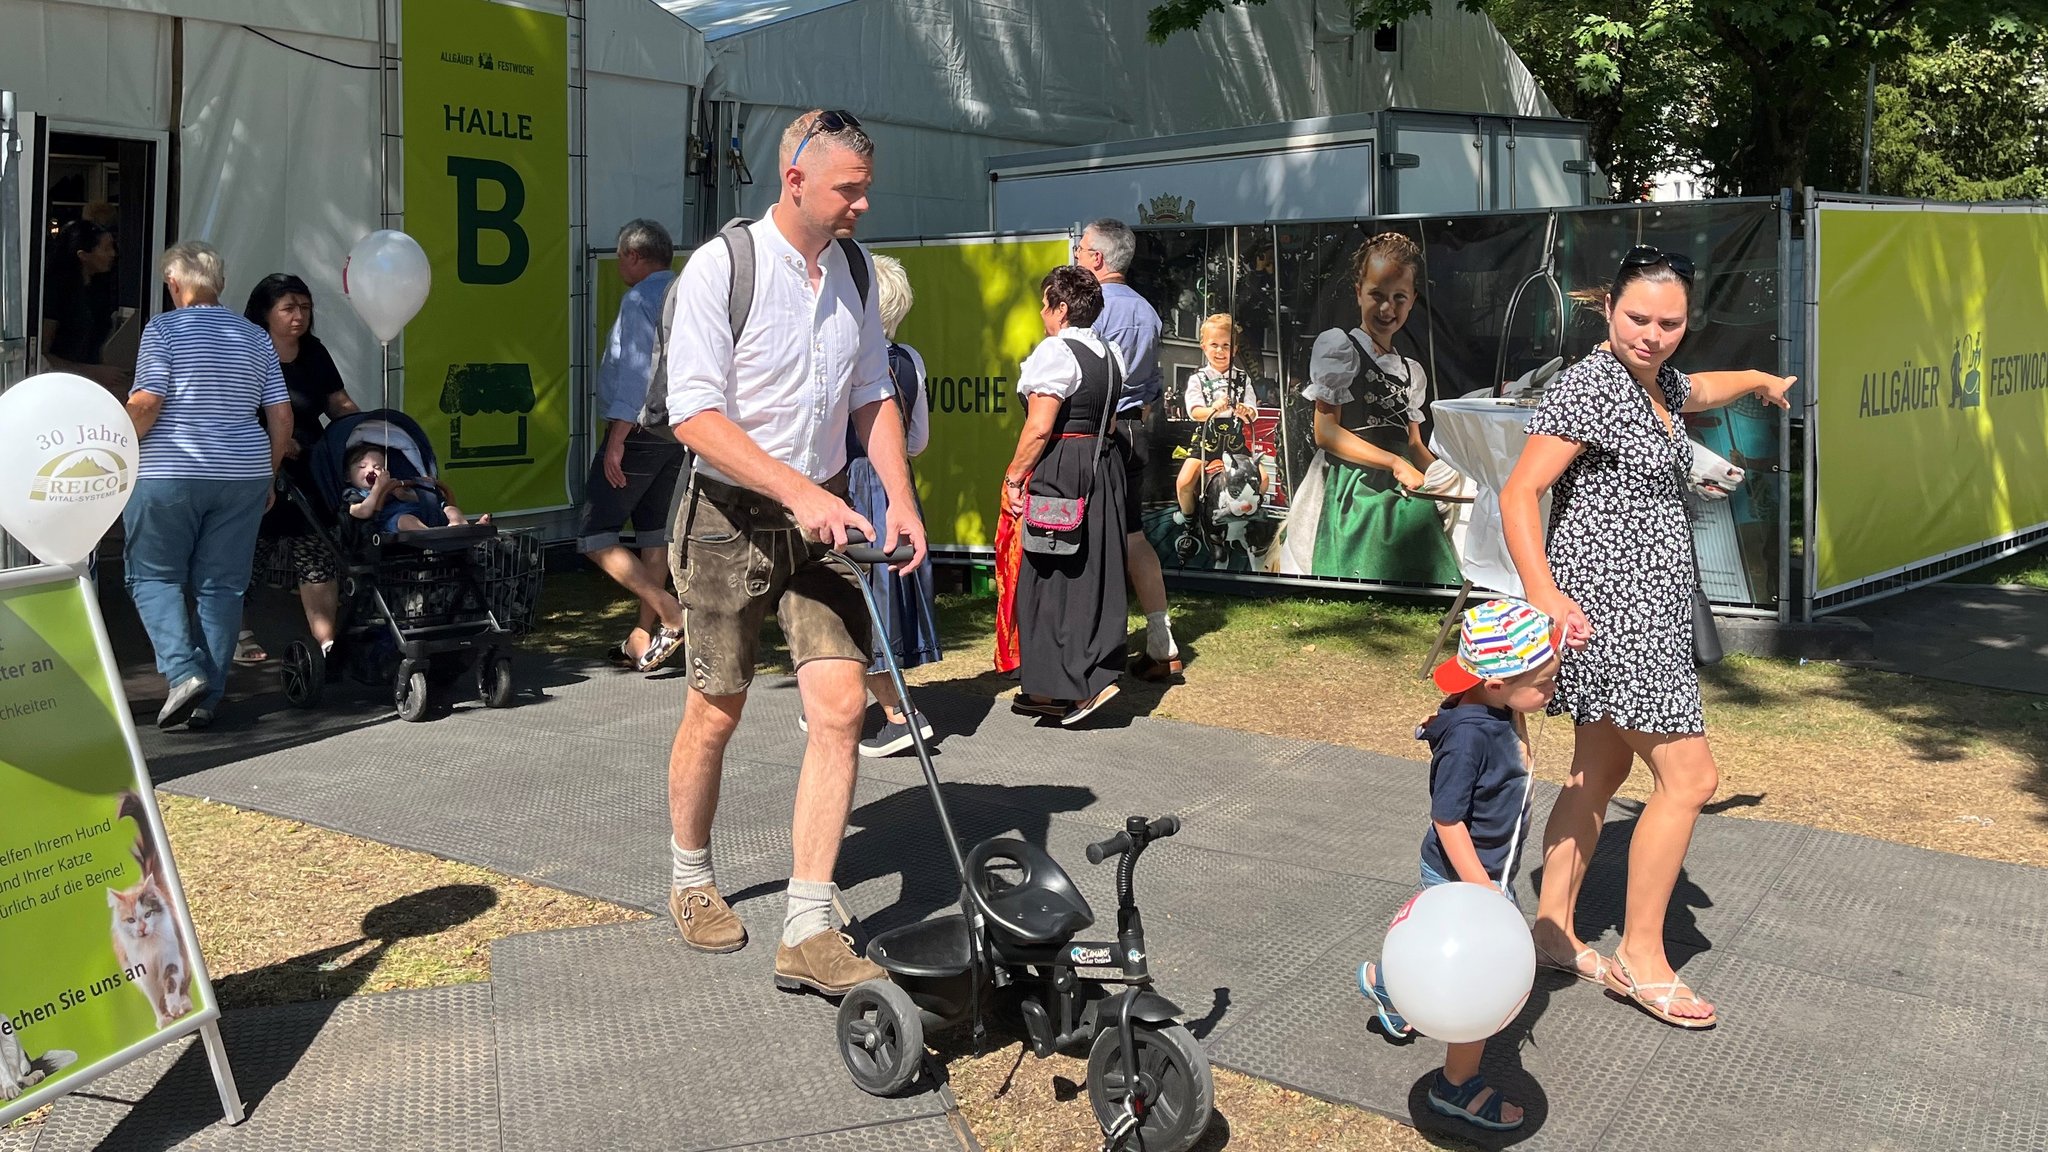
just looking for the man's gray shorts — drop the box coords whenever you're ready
[577,428,688,553]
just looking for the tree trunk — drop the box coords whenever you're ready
[1740,60,1820,194]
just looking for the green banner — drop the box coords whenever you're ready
[0,574,215,1122]
[1815,207,2048,593]
[873,237,1073,549]
[402,0,570,513]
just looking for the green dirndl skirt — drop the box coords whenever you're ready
[1309,458,1463,585]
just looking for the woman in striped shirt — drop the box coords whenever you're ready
[123,241,294,730]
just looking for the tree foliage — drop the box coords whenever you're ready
[1146,0,2048,198]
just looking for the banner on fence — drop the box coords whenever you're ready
[0,570,226,1125]
[1814,206,2048,594]
[402,0,571,513]
[873,235,1074,550]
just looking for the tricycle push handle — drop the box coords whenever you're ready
[839,527,914,566]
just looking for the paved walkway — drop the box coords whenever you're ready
[19,584,2048,1150]
[1842,581,2048,695]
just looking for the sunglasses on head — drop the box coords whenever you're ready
[1619,244,1695,283]
[791,109,861,166]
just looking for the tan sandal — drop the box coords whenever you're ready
[1534,935,1610,987]
[1604,951,1718,1029]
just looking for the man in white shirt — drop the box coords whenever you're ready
[660,109,926,996]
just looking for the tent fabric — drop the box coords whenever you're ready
[178,19,384,406]
[662,0,1560,235]
[0,2,173,130]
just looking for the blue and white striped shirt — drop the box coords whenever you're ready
[132,305,287,480]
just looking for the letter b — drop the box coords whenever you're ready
[447,156,528,284]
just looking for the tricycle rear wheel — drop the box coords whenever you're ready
[837,979,924,1096]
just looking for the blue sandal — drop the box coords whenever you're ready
[1356,961,1412,1039]
[1428,1071,1524,1131]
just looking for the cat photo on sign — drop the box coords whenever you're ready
[0,1023,76,1101]
[107,792,194,1029]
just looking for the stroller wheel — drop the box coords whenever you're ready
[478,651,516,709]
[394,665,432,723]
[281,640,326,709]
[1086,1021,1214,1152]
[837,979,924,1097]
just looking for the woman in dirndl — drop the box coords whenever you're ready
[1000,265,1128,727]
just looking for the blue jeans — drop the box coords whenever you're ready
[1421,858,1520,909]
[124,477,271,711]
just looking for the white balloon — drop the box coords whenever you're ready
[1380,882,1535,1043]
[0,373,140,565]
[343,229,431,343]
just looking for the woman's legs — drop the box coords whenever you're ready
[1610,728,1720,1020]
[866,672,906,724]
[299,580,340,647]
[1533,720,1634,972]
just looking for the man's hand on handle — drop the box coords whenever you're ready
[881,504,928,575]
[788,482,874,553]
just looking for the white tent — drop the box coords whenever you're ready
[1,0,708,397]
[660,0,1558,236]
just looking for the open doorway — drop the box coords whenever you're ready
[31,129,164,401]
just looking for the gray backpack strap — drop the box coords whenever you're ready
[637,217,756,434]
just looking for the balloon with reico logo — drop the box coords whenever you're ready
[343,229,432,343]
[1379,881,1536,1043]
[0,373,140,566]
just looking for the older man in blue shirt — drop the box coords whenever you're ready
[1078,218,1181,680]
[580,218,688,671]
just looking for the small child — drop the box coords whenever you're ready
[342,444,486,533]
[1356,598,1558,1132]
[1173,313,1262,524]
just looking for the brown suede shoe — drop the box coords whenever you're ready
[669,884,747,954]
[774,930,886,995]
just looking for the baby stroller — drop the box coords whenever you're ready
[274,409,542,722]
[825,532,1214,1152]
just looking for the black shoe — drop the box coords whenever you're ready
[859,712,932,757]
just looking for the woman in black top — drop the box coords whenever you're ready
[40,220,128,395]
[238,274,360,662]
[1001,266,1129,726]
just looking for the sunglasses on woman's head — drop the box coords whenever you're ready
[1619,244,1695,283]
[790,109,862,166]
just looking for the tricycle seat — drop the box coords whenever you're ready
[965,838,1094,944]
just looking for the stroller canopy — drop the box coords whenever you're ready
[305,409,440,521]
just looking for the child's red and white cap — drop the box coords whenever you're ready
[1432,598,1558,694]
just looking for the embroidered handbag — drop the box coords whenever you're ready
[1021,341,1122,556]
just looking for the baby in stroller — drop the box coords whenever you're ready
[341,444,489,533]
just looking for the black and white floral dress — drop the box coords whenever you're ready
[1524,347,1703,734]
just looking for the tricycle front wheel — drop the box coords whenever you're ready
[1086,1020,1213,1152]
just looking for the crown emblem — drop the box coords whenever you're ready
[1137,193,1194,225]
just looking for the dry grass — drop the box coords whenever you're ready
[160,794,645,1010]
[874,586,2048,867]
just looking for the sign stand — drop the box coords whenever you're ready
[0,563,241,1128]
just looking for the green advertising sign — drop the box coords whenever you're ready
[402,0,571,513]
[0,569,232,1124]
[873,236,1074,549]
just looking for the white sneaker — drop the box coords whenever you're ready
[157,675,208,729]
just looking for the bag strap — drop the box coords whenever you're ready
[1040,337,1120,510]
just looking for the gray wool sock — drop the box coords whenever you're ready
[671,839,715,892]
[783,879,835,947]
[1145,611,1179,660]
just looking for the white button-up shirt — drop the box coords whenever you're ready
[664,216,893,485]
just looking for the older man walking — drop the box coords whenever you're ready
[580,218,688,671]
[1077,218,1182,679]
[660,109,926,996]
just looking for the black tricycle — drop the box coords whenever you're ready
[822,533,1214,1152]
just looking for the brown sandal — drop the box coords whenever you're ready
[1604,951,1718,1029]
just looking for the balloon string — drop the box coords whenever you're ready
[1497,711,1545,900]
